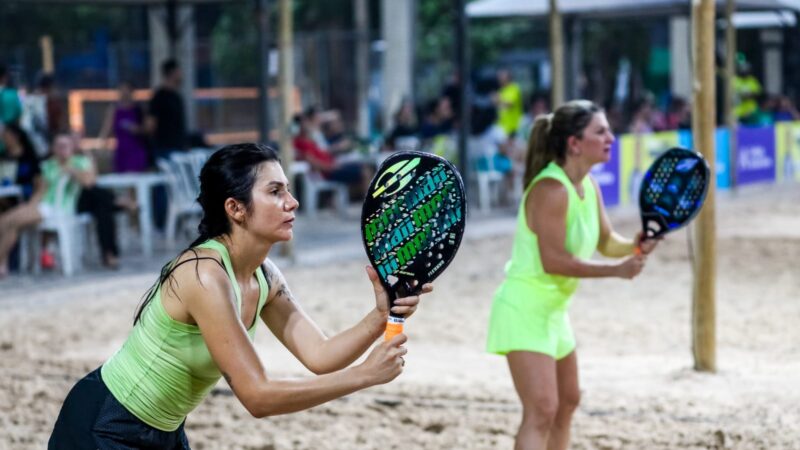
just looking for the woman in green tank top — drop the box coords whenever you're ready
[49,143,432,449]
[487,100,659,450]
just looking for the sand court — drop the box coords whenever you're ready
[1,184,798,449]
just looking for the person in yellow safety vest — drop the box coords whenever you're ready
[497,69,524,136]
[733,59,762,122]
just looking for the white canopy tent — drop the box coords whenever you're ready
[467,0,800,18]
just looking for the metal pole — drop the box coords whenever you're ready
[257,0,272,144]
[455,0,470,194]
[725,0,738,190]
[355,0,370,139]
[279,0,295,260]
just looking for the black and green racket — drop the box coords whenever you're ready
[361,151,467,340]
[637,147,710,251]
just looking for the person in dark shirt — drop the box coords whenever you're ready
[146,59,187,161]
[146,59,187,231]
[2,124,41,200]
[0,124,44,277]
[383,100,419,152]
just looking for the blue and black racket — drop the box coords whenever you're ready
[638,147,710,249]
[361,151,467,340]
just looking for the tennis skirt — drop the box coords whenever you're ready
[486,279,576,360]
[49,367,191,450]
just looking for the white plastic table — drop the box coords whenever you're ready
[97,173,167,257]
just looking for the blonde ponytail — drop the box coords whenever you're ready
[523,114,556,187]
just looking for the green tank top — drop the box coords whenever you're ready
[503,161,600,302]
[101,239,269,431]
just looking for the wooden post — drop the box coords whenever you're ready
[40,35,54,74]
[725,0,738,190]
[279,0,295,261]
[691,0,717,372]
[549,0,564,107]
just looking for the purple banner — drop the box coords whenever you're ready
[737,128,776,185]
[591,139,620,206]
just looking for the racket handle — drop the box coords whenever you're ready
[384,315,405,341]
[634,246,642,256]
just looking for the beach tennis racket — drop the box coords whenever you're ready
[361,151,467,341]
[637,147,710,252]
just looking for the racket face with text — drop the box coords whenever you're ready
[639,147,710,239]
[361,151,467,298]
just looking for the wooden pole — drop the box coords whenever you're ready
[691,0,717,373]
[725,0,738,190]
[549,0,564,107]
[40,35,54,74]
[279,0,295,261]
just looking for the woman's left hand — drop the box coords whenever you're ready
[366,265,433,319]
[634,231,661,255]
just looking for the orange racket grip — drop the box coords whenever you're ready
[634,246,642,256]
[384,316,405,341]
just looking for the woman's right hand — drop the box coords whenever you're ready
[616,254,646,279]
[358,333,407,386]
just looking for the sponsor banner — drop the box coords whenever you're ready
[775,122,800,183]
[590,139,620,206]
[736,127,775,185]
[680,129,731,190]
[619,131,679,206]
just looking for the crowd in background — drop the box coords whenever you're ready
[2,55,800,277]
[0,59,194,276]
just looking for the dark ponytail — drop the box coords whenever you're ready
[523,99,601,187]
[134,143,280,324]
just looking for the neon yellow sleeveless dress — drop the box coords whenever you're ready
[101,239,269,431]
[486,161,599,360]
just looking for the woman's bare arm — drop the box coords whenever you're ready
[528,178,643,279]
[173,258,404,418]
[261,259,420,375]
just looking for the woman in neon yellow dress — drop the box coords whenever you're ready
[487,100,658,450]
[49,143,432,449]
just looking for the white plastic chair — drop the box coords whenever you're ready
[468,137,504,212]
[290,161,348,218]
[28,175,93,276]
[157,158,202,248]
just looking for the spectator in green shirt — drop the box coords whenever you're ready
[0,64,22,126]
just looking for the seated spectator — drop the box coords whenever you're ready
[293,113,371,199]
[44,134,124,268]
[774,96,800,122]
[302,105,330,151]
[383,99,419,152]
[629,98,657,134]
[744,94,776,127]
[665,96,691,130]
[0,124,45,276]
[419,97,454,143]
[321,111,357,158]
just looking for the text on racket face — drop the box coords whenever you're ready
[364,163,450,243]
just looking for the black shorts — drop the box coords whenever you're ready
[49,367,191,450]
